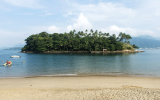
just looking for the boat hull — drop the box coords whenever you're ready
[10,56,21,58]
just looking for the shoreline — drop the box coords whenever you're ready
[21,50,144,53]
[0,72,158,79]
[0,76,160,100]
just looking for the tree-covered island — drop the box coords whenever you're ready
[21,29,139,53]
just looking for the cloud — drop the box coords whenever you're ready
[67,13,92,32]
[1,0,160,48]
[47,25,60,33]
[67,2,135,23]
[4,0,43,9]
[64,1,160,37]
[101,25,155,37]
[101,25,135,36]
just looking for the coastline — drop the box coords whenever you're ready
[1,76,160,100]
[0,72,157,78]
[21,50,144,53]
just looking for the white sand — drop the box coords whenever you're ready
[0,76,160,100]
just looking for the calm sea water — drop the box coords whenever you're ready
[0,49,160,78]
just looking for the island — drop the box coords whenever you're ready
[21,29,142,53]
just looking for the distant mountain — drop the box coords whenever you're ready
[0,44,25,50]
[3,47,22,50]
[155,37,160,40]
[131,35,160,48]
[14,44,25,47]
[138,35,156,40]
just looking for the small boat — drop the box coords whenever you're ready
[3,61,12,66]
[10,55,21,58]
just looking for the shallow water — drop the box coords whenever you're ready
[0,49,160,78]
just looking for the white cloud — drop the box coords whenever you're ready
[67,2,135,23]
[4,0,43,9]
[67,13,92,32]
[1,0,160,48]
[64,1,160,37]
[101,25,156,37]
[47,25,60,33]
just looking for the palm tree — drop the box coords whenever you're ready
[95,30,98,37]
[69,30,74,38]
[112,34,116,39]
[90,29,93,33]
[73,29,76,33]
[90,29,94,36]
[85,29,88,33]
[99,31,102,37]
[105,33,110,37]
[85,29,88,36]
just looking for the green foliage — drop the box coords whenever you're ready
[22,30,135,52]
[118,32,132,43]
[132,44,139,49]
[122,43,135,50]
[110,44,115,51]
[127,47,132,50]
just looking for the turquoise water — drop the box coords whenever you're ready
[0,49,160,78]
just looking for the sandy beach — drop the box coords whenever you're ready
[0,76,160,100]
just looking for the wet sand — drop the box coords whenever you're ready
[0,76,160,100]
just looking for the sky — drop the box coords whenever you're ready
[0,0,160,48]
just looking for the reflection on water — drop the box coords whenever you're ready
[0,49,160,77]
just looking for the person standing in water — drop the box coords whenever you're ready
[6,60,8,64]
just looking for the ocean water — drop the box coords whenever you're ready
[0,49,160,78]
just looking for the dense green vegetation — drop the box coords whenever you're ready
[21,29,138,52]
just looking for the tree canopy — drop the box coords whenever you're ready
[21,30,138,52]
